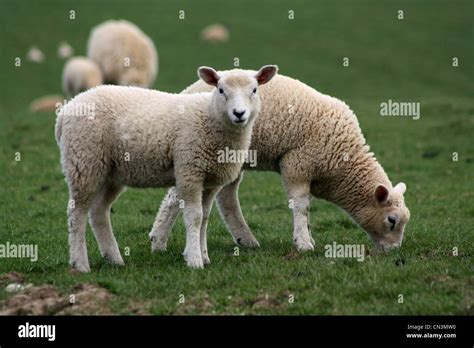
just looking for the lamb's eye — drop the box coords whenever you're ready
[252,87,257,94]
[219,88,224,94]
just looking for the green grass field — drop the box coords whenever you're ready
[0,0,473,315]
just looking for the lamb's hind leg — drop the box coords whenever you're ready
[149,172,259,252]
[68,195,93,273]
[216,172,260,247]
[200,188,220,265]
[67,172,103,273]
[67,175,105,272]
[62,131,110,272]
[149,187,181,252]
[89,181,125,265]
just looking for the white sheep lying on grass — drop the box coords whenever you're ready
[150,71,411,253]
[62,57,103,97]
[87,20,158,88]
[55,65,278,272]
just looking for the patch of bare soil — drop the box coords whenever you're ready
[127,300,152,315]
[283,250,301,261]
[0,285,68,315]
[0,272,25,285]
[57,283,112,315]
[250,293,280,310]
[173,292,214,315]
[29,95,63,112]
[0,283,113,315]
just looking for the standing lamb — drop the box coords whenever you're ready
[87,20,158,88]
[150,71,410,254]
[62,57,103,97]
[55,65,278,272]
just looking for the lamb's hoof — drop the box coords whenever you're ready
[150,234,167,252]
[202,252,211,266]
[184,253,204,269]
[294,237,315,252]
[235,234,261,248]
[186,258,204,269]
[103,253,125,266]
[71,260,91,273]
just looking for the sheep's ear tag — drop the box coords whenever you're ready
[374,184,389,204]
[198,67,219,87]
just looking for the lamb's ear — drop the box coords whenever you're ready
[374,184,389,204]
[255,65,278,85]
[198,66,220,86]
[393,182,407,195]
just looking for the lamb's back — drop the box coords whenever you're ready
[57,85,210,187]
[182,74,363,172]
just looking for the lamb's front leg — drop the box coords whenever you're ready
[283,180,315,251]
[179,184,204,269]
[200,188,220,265]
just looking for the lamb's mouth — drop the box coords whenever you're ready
[232,119,247,125]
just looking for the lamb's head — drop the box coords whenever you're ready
[198,65,278,127]
[357,182,410,252]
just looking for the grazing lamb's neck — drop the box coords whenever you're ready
[322,150,391,218]
[307,99,392,221]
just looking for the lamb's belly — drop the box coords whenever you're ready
[203,162,242,188]
[119,166,175,188]
[113,146,175,188]
[241,151,280,172]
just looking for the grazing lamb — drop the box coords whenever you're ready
[87,20,158,88]
[150,71,410,254]
[55,65,278,272]
[62,57,103,97]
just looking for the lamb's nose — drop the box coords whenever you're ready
[233,109,245,118]
[388,215,397,230]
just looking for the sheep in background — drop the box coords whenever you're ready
[26,46,44,63]
[201,23,229,43]
[87,20,158,88]
[58,41,74,59]
[62,57,103,97]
